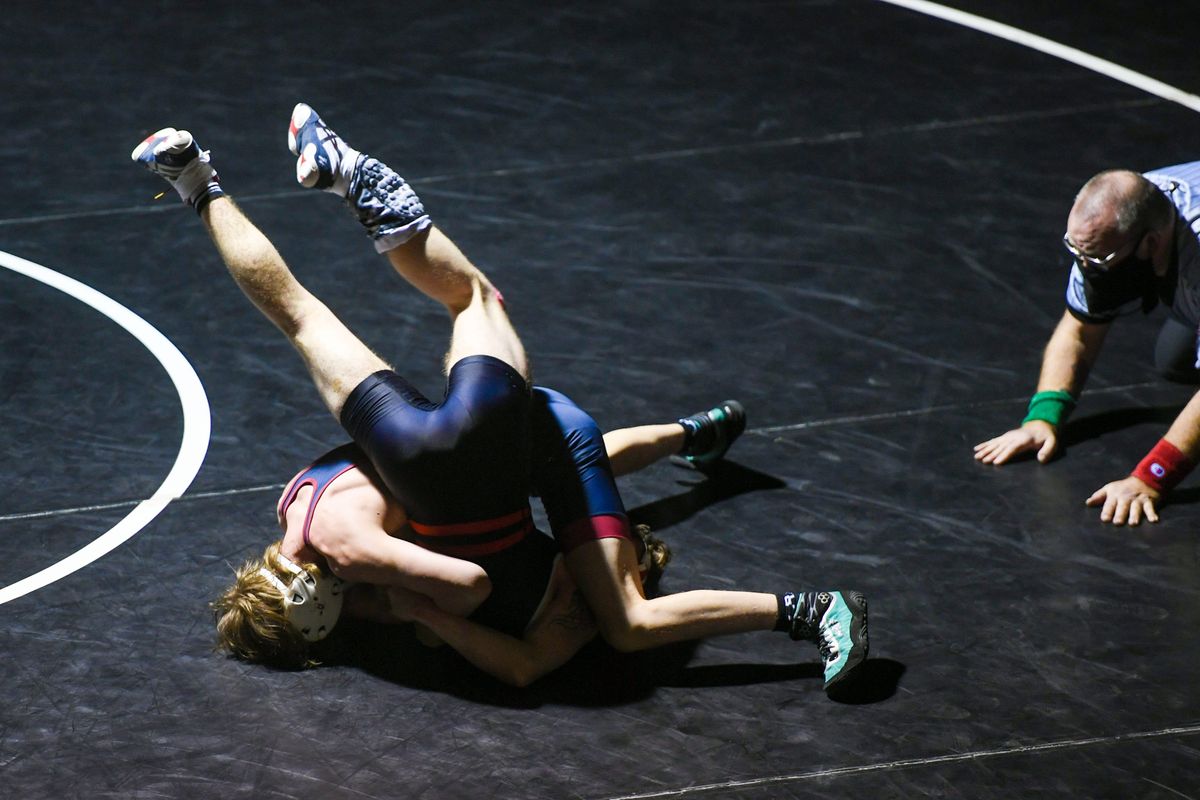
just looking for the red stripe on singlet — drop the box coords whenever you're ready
[409,507,531,536]
[409,507,534,557]
[427,527,532,557]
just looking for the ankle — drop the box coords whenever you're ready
[347,156,432,253]
[173,158,223,213]
[775,591,819,640]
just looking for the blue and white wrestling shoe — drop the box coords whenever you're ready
[784,590,869,691]
[130,128,223,211]
[287,102,431,253]
[287,102,359,195]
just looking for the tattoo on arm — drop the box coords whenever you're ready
[550,590,595,631]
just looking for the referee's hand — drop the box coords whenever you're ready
[974,420,1058,465]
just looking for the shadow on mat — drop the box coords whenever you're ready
[320,460,808,707]
[325,622,862,707]
[627,457,788,531]
[1060,404,1185,449]
[327,623,898,707]
[826,659,905,705]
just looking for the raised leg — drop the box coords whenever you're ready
[289,103,527,380]
[384,227,527,378]
[199,196,388,417]
[134,127,388,418]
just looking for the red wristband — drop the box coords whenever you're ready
[1132,439,1194,492]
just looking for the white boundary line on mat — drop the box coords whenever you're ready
[0,250,211,605]
[876,0,1200,112]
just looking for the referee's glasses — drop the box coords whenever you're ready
[1062,229,1146,276]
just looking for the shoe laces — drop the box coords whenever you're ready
[788,590,822,641]
[816,624,840,664]
[803,591,842,664]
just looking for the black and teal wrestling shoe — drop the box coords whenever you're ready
[678,399,746,464]
[782,590,869,692]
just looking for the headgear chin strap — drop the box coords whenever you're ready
[258,554,348,642]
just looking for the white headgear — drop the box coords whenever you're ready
[258,554,348,642]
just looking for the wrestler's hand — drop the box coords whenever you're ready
[974,420,1058,465]
[1085,475,1161,526]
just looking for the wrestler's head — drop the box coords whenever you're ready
[212,540,346,669]
[634,524,671,577]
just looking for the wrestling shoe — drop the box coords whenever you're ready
[679,400,746,464]
[782,590,869,691]
[130,128,224,211]
[287,102,359,195]
[288,102,431,252]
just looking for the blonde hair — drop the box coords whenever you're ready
[212,540,323,669]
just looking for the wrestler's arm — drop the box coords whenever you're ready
[321,531,491,618]
[390,557,597,687]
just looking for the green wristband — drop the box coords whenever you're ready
[1022,390,1076,427]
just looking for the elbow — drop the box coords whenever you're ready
[469,569,493,604]
[436,568,492,617]
[501,659,544,688]
[508,673,538,689]
[459,569,492,613]
[602,628,649,654]
[596,611,653,653]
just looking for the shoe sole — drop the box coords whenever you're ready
[824,591,868,692]
[288,103,314,155]
[131,128,192,163]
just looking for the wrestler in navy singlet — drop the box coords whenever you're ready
[341,355,531,521]
[529,387,633,553]
[292,357,638,635]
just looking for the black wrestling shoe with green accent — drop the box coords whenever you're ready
[679,399,746,464]
[782,590,869,691]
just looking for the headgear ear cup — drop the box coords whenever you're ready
[258,554,350,642]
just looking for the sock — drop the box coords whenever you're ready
[167,147,224,213]
[774,592,798,633]
[775,591,822,640]
[346,155,432,253]
[677,413,715,455]
[191,182,225,214]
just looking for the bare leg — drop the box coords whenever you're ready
[287,104,528,381]
[564,538,777,652]
[200,196,388,418]
[603,423,686,477]
[382,226,527,379]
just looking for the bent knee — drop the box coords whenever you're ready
[595,610,655,653]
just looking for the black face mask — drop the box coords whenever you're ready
[1081,254,1152,282]
[1081,253,1159,312]
[1089,256,1152,281]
